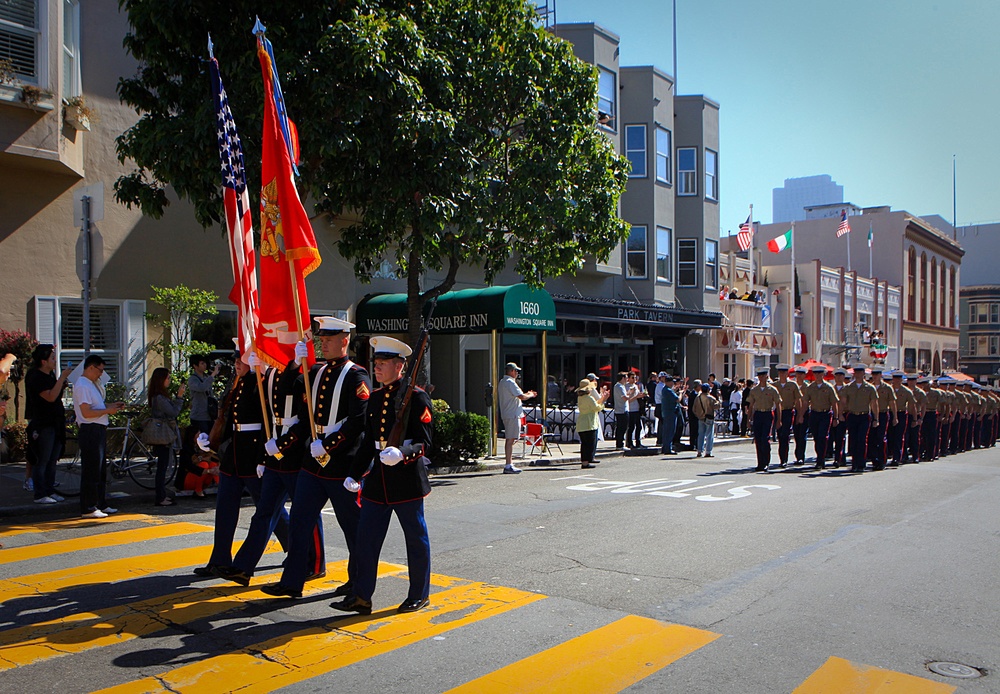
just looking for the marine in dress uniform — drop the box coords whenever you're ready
[906,374,926,463]
[262,317,372,599]
[215,356,323,586]
[194,351,290,577]
[773,365,800,467]
[332,336,434,616]
[947,380,964,454]
[918,378,941,461]
[967,383,983,450]
[839,365,878,473]
[745,367,781,473]
[804,365,839,470]
[792,367,810,465]
[867,366,897,471]
[829,368,849,467]
[887,372,915,467]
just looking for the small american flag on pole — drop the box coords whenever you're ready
[837,209,851,237]
[210,55,259,358]
[736,215,753,251]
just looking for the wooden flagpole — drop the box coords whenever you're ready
[250,338,272,441]
[287,261,322,449]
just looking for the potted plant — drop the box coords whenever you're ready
[64,95,96,131]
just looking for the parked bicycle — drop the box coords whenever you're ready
[55,412,178,494]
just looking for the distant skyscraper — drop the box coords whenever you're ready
[772,175,844,224]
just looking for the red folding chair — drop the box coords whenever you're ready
[524,421,563,457]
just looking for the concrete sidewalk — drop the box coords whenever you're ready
[0,431,752,519]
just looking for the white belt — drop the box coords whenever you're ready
[235,423,262,432]
[315,417,346,435]
[274,416,298,426]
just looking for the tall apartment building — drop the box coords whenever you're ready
[772,175,844,224]
[955,223,1000,382]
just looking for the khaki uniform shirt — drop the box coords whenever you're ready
[911,386,927,417]
[805,380,839,412]
[873,382,897,414]
[776,381,802,410]
[922,387,940,413]
[893,385,916,417]
[746,384,781,412]
[841,381,878,415]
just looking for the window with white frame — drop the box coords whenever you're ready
[822,306,836,342]
[33,296,147,398]
[704,149,718,201]
[1,0,40,83]
[625,124,646,178]
[992,303,1000,323]
[705,239,718,290]
[655,127,672,184]
[969,337,978,357]
[626,225,647,279]
[888,318,897,343]
[723,353,737,380]
[677,147,697,195]
[655,226,671,283]
[677,238,698,287]
[62,0,80,98]
[597,67,616,131]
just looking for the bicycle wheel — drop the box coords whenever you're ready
[124,439,165,490]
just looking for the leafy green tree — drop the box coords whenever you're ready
[146,284,218,372]
[116,0,630,344]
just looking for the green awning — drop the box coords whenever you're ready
[355,284,556,334]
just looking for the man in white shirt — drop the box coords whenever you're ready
[612,372,629,449]
[73,355,124,518]
[498,362,535,474]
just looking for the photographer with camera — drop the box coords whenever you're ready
[188,355,221,434]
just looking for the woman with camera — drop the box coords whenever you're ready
[25,345,73,504]
[146,367,186,506]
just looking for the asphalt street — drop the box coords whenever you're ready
[1,438,997,692]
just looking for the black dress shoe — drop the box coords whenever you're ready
[305,570,327,582]
[330,581,353,597]
[193,565,218,578]
[214,566,251,587]
[397,597,430,613]
[330,595,372,615]
[260,583,302,599]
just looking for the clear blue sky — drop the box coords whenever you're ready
[555,0,1000,235]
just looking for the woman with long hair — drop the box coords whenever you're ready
[24,345,73,504]
[147,367,186,506]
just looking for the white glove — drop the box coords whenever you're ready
[256,464,266,478]
[264,438,280,457]
[310,439,327,459]
[248,351,261,369]
[196,433,211,452]
[343,477,361,493]
[379,446,404,466]
[294,340,309,363]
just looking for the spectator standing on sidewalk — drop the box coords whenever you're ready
[627,372,646,447]
[728,381,743,435]
[147,367,185,507]
[498,362,535,474]
[73,355,125,518]
[187,355,220,434]
[612,372,629,449]
[576,378,610,469]
[692,383,720,457]
[25,345,72,504]
[660,376,681,455]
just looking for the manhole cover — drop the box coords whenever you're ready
[927,661,983,679]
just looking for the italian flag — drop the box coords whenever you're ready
[767,228,792,253]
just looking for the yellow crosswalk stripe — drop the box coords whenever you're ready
[95,581,546,694]
[0,522,213,564]
[0,513,156,538]
[792,656,956,693]
[0,542,280,604]
[445,615,719,694]
[0,560,406,673]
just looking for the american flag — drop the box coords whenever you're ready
[837,210,851,237]
[736,214,753,251]
[210,57,259,359]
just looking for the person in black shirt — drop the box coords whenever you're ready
[25,345,72,504]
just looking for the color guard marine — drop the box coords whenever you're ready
[262,317,372,600]
[332,336,434,616]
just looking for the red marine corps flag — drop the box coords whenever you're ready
[254,20,321,369]
[209,48,259,361]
